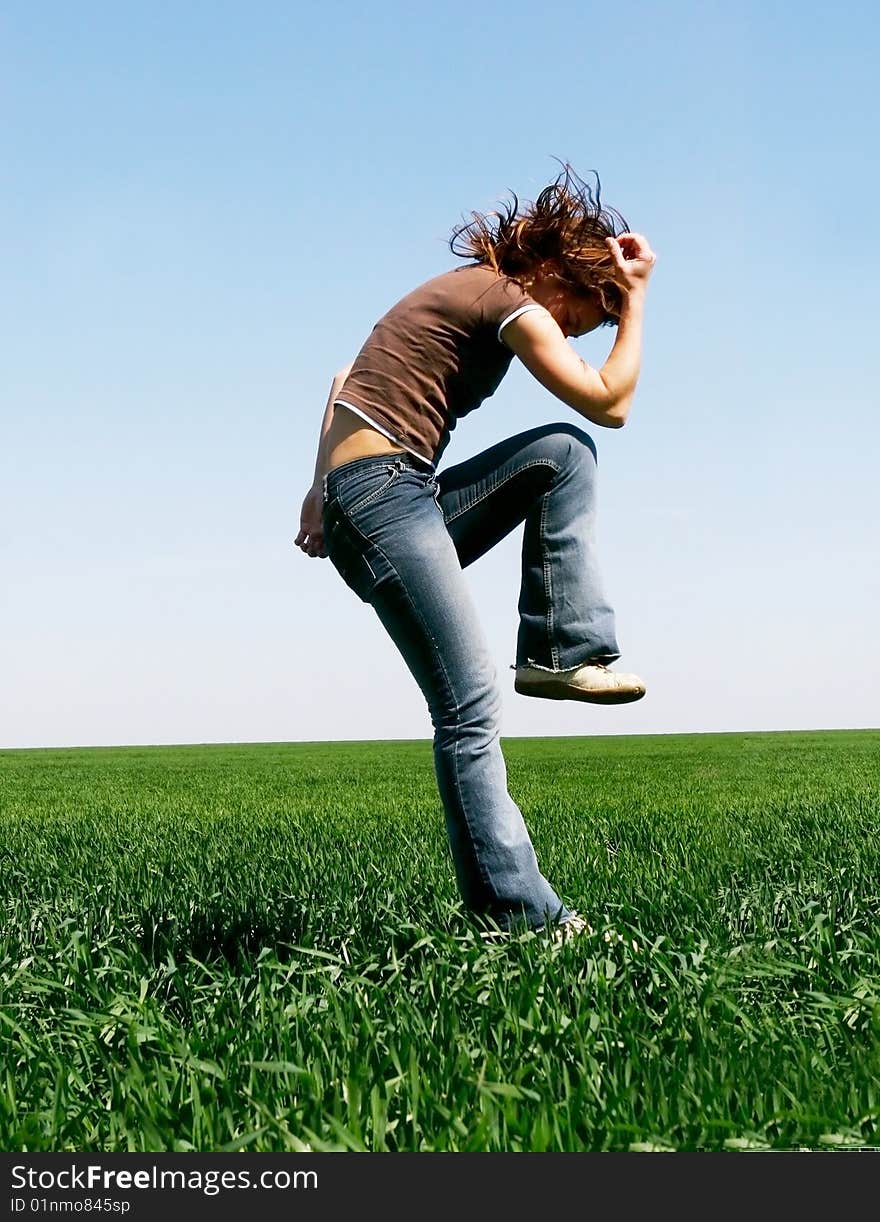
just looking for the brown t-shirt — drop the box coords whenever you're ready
[334,263,546,468]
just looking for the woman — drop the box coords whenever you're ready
[295,164,656,938]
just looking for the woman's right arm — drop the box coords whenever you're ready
[294,362,353,560]
[502,233,656,429]
[310,362,354,488]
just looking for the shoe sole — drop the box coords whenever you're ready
[480,921,594,945]
[514,678,646,705]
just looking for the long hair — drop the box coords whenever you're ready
[449,161,630,325]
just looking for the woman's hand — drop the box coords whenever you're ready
[605,232,657,294]
[294,484,327,558]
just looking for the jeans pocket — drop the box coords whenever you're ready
[323,500,383,603]
[427,472,442,510]
[332,459,403,515]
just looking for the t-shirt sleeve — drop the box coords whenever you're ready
[479,275,548,342]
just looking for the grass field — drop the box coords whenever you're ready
[2,729,879,1152]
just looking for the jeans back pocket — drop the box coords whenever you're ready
[325,458,401,515]
[323,498,384,603]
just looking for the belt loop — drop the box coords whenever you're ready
[322,472,328,504]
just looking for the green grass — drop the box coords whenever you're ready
[2,730,879,1151]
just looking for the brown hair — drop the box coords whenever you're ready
[449,161,630,325]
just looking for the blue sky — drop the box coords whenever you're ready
[2,1,877,748]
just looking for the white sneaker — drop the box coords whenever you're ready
[514,661,646,705]
[543,913,594,944]
[478,912,594,944]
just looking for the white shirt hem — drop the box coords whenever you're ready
[333,400,436,469]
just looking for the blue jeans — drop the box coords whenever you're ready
[322,422,620,931]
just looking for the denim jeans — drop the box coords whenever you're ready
[322,421,620,931]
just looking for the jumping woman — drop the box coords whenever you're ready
[296,163,656,938]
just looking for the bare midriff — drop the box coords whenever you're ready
[324,403,409,473]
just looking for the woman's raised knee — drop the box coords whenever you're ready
[535,422,598,474]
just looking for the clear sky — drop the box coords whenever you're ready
[2,1,877,748]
